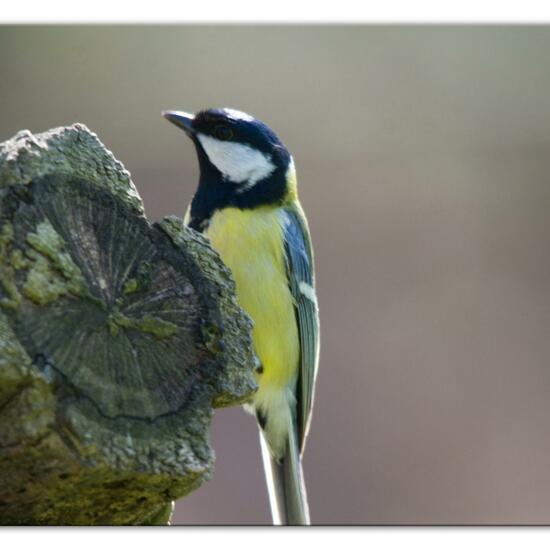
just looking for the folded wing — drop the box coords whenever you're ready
[282,204,320,453]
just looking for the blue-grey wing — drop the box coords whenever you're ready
[282,204,320,454]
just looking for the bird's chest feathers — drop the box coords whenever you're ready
[206,206,285,275]
[204,207,299,389]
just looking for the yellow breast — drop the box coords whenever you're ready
[205,206,299,392]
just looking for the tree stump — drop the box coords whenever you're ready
[0,125,258,525]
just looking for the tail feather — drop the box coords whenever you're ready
[259,422,310,525]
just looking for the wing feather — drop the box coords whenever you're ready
[282,204,320,453]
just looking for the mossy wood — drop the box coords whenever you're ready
[0,126,258,525]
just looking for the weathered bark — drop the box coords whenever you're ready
[0,125,258,525]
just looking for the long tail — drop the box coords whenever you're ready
[259,420,310,525]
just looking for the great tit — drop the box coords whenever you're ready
[162,107,320,526]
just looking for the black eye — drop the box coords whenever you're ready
[215,126,234,141]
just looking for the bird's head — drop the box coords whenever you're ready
[163,108,296,220]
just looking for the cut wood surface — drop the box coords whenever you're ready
[0,125,258,525]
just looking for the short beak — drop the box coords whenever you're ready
[162,110,195,135]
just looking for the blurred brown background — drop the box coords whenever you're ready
[1,25,550,524]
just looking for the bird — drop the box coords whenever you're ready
[162,107,320,525]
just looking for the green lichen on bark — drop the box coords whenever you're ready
[108,310,179,339]
[26,220,88,296]
[1,217,88,307]
[0,125,258,525]
[123,278,139,294]
[0,312,33,406]
[21,252,68,305]
[0,223,22,310]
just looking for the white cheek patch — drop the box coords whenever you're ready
[197,133,276,190]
